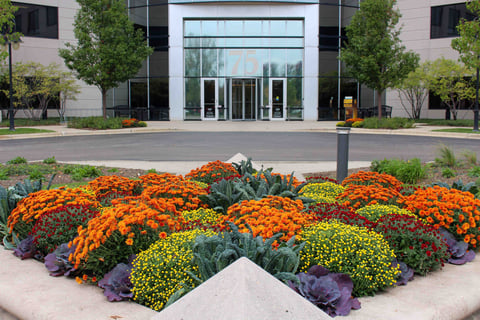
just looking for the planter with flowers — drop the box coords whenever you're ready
[1,161,479,318]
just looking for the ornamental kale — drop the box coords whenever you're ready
[44,243,77,277]
[98,258,135,302]
[392,259,414,286]
[289,265,361,317]
[13,235,38,260]
[439,228,476,265]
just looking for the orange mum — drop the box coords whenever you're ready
[337,184,403,210]
[185,160,238,184]
[87,175,142,206]
[398,186,480,248]
[224,196,307,243]
[7,187,98,239]
[341,171,402,190]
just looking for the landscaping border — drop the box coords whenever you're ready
[1,246,480,320]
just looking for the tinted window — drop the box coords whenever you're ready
[13,2,58,39]
[431,3,475,39]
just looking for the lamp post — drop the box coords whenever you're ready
[7,39,14,131]
[475,65,479,132]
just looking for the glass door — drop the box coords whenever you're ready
[201,78,218,120]
[269,78,286,120]
[231,79,257,120]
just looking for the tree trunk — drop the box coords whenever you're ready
[377,90,383,120]
[102,88,107,120]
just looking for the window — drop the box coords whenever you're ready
[13,2,58,39]
[27,10,39,33]
[431,3,476,39]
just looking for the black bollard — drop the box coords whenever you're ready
[336,127,350,183]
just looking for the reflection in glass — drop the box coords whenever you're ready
[272,80,284,119]
[270,20,286,36]
[185,21,201,36]
[225,20,243,36]
[202,48,217,77]
[202,20,218,36]
[287,49,303,76]
[185,49,200,76]
[286,20,303,36]
[244,20,262,36]
[203,80,216,119]
[270,49,286,77]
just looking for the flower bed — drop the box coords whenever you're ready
[1,163,479,318]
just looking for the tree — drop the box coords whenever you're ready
[423,58,476,120]
[59,0,153,119]
[451,0,480,129]
[340,0,419,119]
[397,64,429,119]
[2,62,80,120]
[0,0,21,64]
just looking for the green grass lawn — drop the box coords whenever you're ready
[432,128,480,134]
[0,128,54,135]
[0,118,61,127]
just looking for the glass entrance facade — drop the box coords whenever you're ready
[183,19,304,120]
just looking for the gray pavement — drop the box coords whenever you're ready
[1,120,478,177]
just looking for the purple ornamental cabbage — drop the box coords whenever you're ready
[13,235,37,260]
[98,260,134,302]
[439,228,476,265]
[44,243,77,277]
[392,259,414,286]
[289,265,361,317]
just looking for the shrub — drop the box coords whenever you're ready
[300,182,345,203]
[441,168,456,178]
[468,166,480,178]
[299,220,399,296]
[341,171,402,190]
[361,117,415,129]
[7,188,97,240]
[370,158,427,184]
[30,202,99,255]
[355,204,415,222]
[43,156,57,164]
[87,175,142,206]
[337,184,403,210]
[306,202,375,230]
[399,186,480,249]
[131,229,216,311]
[70,165,103,181]
[224,196,306,243]
[69,197,180,277]
[68,116,123,130]
[6,156,27,165]
[375,214,449,275]
[435,144,457,167]
[185,160,238,184]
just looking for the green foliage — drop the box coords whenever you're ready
[0,0,22,62]
[146,168,157,174]
[397,64,430,119]
[3,62,79,121]
[361,117,415,129]
[0,118,61,127]
[355,204,416,222]
[441,168,456,178]
[43,156,57,164]
[7,156,27,164]
[0,128,54,135]
[435,144,458,167]
[59,0,154,118]
[300,220,399,296]
[468,166,480,178]
[370,158,426,184]
[67,116,123,129]
[107,167,119,173]
[340,0,419,118]
[190,223,304,285]
[451,0,480,74]
[200,170,310,213]
[70,165,103,181]
[28,168,45,181]
[421,58,475,120]
[131,229,216,311]
[463,150,478,166]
